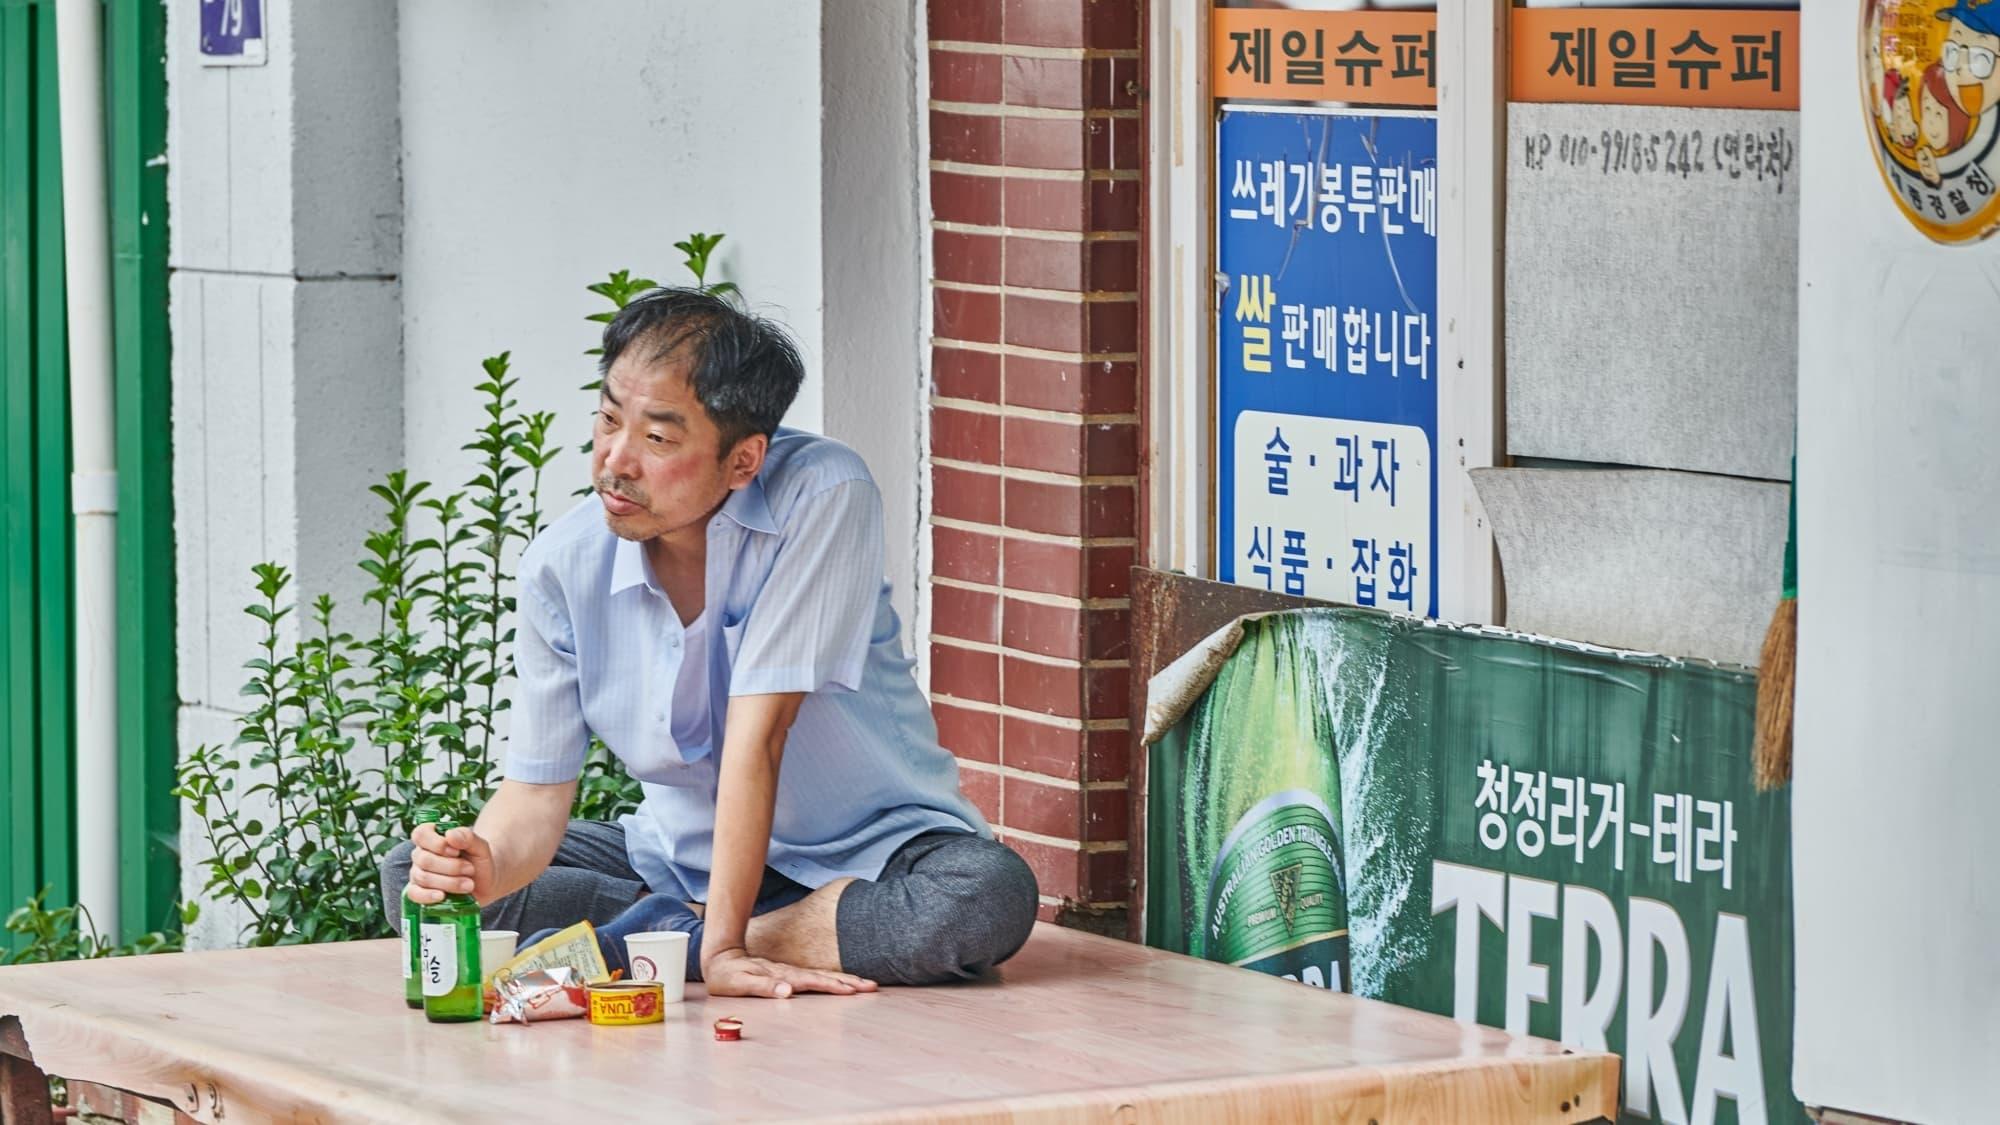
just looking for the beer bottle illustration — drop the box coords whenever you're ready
[419,806,485,1023]
[1182,617,1350,991]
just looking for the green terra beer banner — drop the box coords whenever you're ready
[1146,610,1797,1124]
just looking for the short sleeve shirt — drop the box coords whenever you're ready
[503,430,988,901]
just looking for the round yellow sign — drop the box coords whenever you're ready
[1863,0,2000,242]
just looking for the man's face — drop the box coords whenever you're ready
[1944,18,2000,117]
[590,355,744,543]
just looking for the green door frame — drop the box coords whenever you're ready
[2,0,77,937]
[1,0,175,947]
[107,0,177,941]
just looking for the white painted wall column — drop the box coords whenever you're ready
[1147,0,1212,578]
[1792,4,2000,1121]
[1434,0,1505,626]
[168,0,405,949]
[822,0,925,634]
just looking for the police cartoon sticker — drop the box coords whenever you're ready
[1865,0,2000,242]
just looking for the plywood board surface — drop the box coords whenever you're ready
[0,925,1617,1123]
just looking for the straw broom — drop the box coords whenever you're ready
[1752,460,1796,790]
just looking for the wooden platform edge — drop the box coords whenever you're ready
[0,1000,414,1125]
[2,931,1622,1125]
[826,1047,1622,1125]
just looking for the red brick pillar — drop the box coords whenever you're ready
[925,0,1144,932]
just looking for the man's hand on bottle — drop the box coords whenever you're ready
[406,823,499,905]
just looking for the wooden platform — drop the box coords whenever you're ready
[0,925,1616,1123]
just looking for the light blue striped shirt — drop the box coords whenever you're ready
[505,429,986,901]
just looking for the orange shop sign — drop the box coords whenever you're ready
[1511,8,1800,111]
[1212,9,1437,108]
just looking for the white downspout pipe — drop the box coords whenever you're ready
[54,0,120,940]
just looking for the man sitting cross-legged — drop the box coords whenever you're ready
[382,288,1036,998]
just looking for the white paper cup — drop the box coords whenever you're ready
[480,929,519,987]
[624,931,690,1002]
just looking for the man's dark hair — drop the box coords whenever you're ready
[598,287,805,452]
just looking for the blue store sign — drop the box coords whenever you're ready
[1216,106,1439,617]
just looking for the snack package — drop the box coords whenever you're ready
[488,966,590,1024]
[496,920,611,986]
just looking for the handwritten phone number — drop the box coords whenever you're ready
[1519,127,1793,193]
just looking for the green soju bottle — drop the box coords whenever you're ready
[402,802,443,1009]
[419,809,484,1023]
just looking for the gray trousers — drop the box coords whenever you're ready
[380,821,1039,986]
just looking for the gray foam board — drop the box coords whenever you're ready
[1505,102,1798,482]
[1473,467,1787,666]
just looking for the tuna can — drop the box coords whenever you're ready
[586,980,665,1026]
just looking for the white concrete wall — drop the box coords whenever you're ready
[395,0,826,515]
[1792,5,2000,1121]
[397,1,925,630]
[168,0,404,949]
[396,0,924,632]
[171,1,928,946]
[822,0,927,641]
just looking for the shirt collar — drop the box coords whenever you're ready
[606,477,778,596]
[609,536,654,596]
[718,474,779,535]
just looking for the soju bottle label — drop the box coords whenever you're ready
[402,929,413,981]
[420,922,458,998]
[1205,789,1350,991]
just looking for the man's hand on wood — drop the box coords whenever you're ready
[406,823,499,905]
[701,947,877,999]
